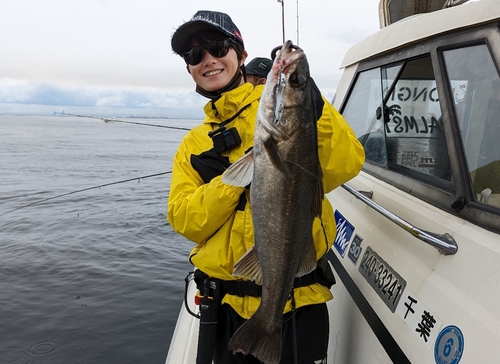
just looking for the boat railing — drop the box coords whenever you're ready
[341,184,458,255]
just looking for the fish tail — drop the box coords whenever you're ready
[228,317,281,364]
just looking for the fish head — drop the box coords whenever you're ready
[258,40,311,141]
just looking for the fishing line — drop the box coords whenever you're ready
[54,111,192,131]
[277,151,323,182]
[4,112,192,217]
[0,171,172,217]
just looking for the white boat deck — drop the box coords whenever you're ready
[165,281,200,364]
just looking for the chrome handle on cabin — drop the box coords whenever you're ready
[341,184,458,255]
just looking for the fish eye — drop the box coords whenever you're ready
[290,73,306,88]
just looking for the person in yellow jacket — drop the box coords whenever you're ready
[168,10,365,364]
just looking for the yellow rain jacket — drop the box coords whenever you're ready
[167,82,365,319]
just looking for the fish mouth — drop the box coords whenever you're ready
[271,41,303,75]
[258,40,308,141]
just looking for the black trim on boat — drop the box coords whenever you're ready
[326,250,411,364]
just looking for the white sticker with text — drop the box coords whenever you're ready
[396,288,443,349]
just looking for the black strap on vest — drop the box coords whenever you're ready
[187,257,335,364]
[208,103,251,138]
[194,256,335,299]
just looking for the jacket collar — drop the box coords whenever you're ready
[203,83,263,123]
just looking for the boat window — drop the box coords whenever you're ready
[382,64,402,99]
[385,56,452,183]
[343,57,452,185]
[343,65,402,165]
[443,45,500,208]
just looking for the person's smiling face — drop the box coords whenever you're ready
[188,40,246,92]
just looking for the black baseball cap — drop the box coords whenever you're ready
[245,57,273,78]
[171,10,244,55]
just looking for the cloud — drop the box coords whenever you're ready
[0,0,381,116]
[0,78,205,118]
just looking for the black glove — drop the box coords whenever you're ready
[190,148,230,183]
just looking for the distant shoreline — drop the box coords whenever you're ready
[0,113,203,120]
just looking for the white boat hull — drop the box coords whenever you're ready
[326,172,500,363]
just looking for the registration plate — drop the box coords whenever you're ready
[359,246,406,312]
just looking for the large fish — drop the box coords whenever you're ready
[222,40,324,364]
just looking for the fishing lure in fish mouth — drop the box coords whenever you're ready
[273,72,286,126]
[271,41,302,127]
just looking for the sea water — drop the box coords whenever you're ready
[0,115,198,364]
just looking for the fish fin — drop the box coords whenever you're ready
[296,241,317,277]
[222,150,254,187]
[228,315,282,364]
[263,136,291,177]
[232,246,263,285]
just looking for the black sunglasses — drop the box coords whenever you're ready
[183,38,232,66]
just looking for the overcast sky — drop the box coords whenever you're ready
[0,0,380,118]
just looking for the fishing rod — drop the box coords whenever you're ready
[53,111,192,131]
[277,0,285,43]
[0,171,172,217]
[276,0,300,45]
